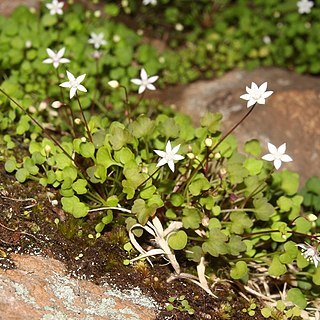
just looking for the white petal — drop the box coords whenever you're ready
[57,47,65,58]
[262,154,275,161]
[138,85,146,94]
[274,159,282,170]
[256,98,266,105]
[140,68,148,81]
[70,87,77,99]
[46,48,55,57]
[66,71,75,81]
[166,141,172,153]
[259,82,268,93]
[146,84,156,91]
[59,81,71,88]
[131,79,142,85]
[240,93,251,101]
[157,158,168,167]
[251,82,258,91]
[171,144,181,154]
[267,142,277,154]
[281,154,293,162]
[262,90,273,98]
[77,84,87,93]
[53,61,59,69]
[173,154,184,161]
[247,99,256,108]
[59,58,70,64]
[43,58,53,64]
[148,75,159,83]
[76,74,86,83]
[168,160,175,172]
[154,150,166,157]
[278,143,287,154]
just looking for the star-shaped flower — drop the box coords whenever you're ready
[261,142,293,170]
[297,0,314,14]
[143,0,157,5]
[154,140,184,172]
[296,242,320,268]
[88,32,107,49]
[43,48,70,69]
[59,71,87,99]
[46,0,64,15]
[131,68,159,94]
[240,82,273,108]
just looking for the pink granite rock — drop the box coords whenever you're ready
[0,254,157,320]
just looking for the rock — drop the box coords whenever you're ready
[150,67,320,184]
[0,0,39,16]
[0,254,157,320]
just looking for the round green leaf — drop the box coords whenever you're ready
[168,230,188,250]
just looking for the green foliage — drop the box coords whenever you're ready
[0,1,319,316]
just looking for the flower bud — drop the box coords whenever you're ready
[108,80,119,89]
[187,153,195,159]
[214,152,221,160]
[74,118,81,125]
[44,145,51,156]
[81,137,87,143]
[51,101,63,109]
[205,138,213,147]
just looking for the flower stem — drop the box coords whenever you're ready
[76,94,93,143]
[136,167,161,191]
[0,88,74,163]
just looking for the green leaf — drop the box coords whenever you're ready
[294,217,312,234]
[253,198,275,221]
[230,261,248,280]
[114,147,134,165]
[96,146,118,169]
[286,288,307,309]
[182,208,201,229]
[272,170,299,196]
[15,168,29,183]
[79,142,95,158]
[109,125,135,151]
[268,255,287,277]
[170,193,184,207]
[244,139,262,157]
[185,246,203,263]
[188,175,210,196]
[131,199,157,225]
[61,196,89,218]
[129,115,155,138]
[200,112,222,133]
[168,230,188,250]
[102,210,113,225]
[305,176,320,195]
[202,228,228,257]
[227,235,246,256]
[5,159,17,173]
[104,3,120,16]
[230,211,253,234]
[72,179,88,194]
[279,241,298,264]
[243,158,263,176]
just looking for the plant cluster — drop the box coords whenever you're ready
[0,1,320,319]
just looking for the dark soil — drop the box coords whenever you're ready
[0,163,267,320]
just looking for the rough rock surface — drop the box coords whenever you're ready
[151,68,320,184]
[0,254,158,320]
[0,0,39,15]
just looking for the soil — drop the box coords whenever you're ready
[0,162,268,320]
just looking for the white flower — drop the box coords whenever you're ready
[296,242,320,267]
[143,0,157,5]
[59,71,87,99]
[154,140,184,172]
[297,0,314,14]
[240,82,273,108]
[43,48,70,69]
[131,68,159,94]
[45,0,64,15]
[88,32,107,49]
[261,142,293,170]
